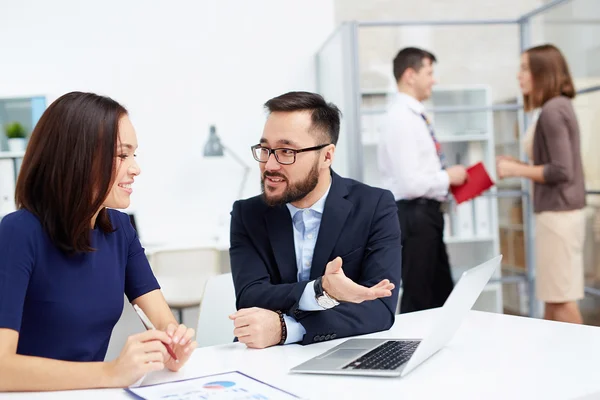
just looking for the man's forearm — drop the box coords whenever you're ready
[236,281,310,313]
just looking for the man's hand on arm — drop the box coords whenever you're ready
[229,308,282,349]
[321,257,395,303]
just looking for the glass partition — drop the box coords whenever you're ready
[315,23,362,180]
[530,0,600,90]
[315,0,600,321]
[332,21,533,316]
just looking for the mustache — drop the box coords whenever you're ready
[263,171,287,181]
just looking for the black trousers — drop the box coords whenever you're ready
[396,199,454,313]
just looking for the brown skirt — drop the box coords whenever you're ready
[535,209,585,303]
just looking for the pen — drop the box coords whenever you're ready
[133,304,179,362]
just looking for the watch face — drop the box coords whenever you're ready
[317,296,336,309]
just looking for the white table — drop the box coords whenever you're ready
[3,310,599,400]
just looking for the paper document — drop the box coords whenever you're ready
[126,371,300,400]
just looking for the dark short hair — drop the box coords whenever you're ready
[15,91,128,254]
[393,47,437,83]
[523,44,575,110]
[264,91,341,145]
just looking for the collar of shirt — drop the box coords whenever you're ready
[394,92,425,116]
[286,181,332,221]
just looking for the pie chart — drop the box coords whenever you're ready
[203,381,236,389]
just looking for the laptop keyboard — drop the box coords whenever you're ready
[342,340,420,370]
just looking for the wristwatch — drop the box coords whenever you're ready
[314,276,340,309]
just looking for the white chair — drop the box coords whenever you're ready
[105,296,146,361]
[148,246,221,324]
[196,273,237,347]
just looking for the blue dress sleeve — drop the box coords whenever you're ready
[113,212,160,302]
[0,212,37,331]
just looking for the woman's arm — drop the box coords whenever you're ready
[497,99,577,185]
[0,329,111,391]
[133,289,178,331]
[496,159,546,183]
[120,211,197,371]
[132,290,197,372]
[498,160,546,183]
[0,328,170,392]
[514,164,546,183]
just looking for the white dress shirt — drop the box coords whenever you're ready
[280,182,332,344]
[378,92,449,201]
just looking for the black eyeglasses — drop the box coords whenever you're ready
[250,143,331,165]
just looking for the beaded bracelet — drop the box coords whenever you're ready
[276,310,287,345]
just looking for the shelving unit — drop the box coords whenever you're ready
[0,151,26,159]
[0,151,24,219]
[491,96,530,315]
[0,96,45,221]
[360,84,503,314]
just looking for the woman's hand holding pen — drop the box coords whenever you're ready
[105,329,172,387]
[163,323,198,372]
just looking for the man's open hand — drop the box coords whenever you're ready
[322,257,395,303]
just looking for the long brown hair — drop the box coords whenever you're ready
[523,44,575,111]
[15,92,128,254]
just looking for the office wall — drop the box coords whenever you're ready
[0,0,335,245]
[335,0,541,21]
[334,0,542,102]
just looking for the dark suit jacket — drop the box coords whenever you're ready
[229,171,402,345]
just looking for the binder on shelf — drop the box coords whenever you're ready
[473,197,492,236]
[450,153,474,239]
[454,201,474,238]
[468,143,493,236]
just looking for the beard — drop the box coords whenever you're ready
[261,161,320,207]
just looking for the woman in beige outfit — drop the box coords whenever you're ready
[497,44,586,324]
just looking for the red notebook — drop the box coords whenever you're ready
[450,162,494,204]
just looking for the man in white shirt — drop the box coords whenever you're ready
[378,47,468,313]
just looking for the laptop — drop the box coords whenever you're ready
[290,255,502,378]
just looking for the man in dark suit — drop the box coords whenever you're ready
[229,91,401,348]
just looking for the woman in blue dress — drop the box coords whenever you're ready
[0,92,197,391]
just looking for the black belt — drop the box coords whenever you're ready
[396,198,446,212]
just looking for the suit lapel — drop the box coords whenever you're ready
[310,172,352,280]
[265,205,298,283]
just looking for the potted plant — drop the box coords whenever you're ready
[5,122,27,152]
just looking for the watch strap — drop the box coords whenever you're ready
[314,276,325,297]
